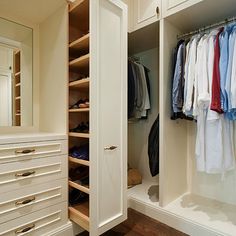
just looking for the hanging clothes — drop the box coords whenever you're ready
[128,58,151,120]
[171,24,236,174]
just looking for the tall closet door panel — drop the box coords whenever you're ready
[90,0,127,235]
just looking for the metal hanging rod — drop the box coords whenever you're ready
[177,16,236,40]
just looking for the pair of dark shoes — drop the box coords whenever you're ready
[69,166,89,181]
[69,144,89,161]
[69,189,88,205]
[70,99,89,109]
[69,122,89,133]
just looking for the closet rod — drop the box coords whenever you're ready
[177,16,236,40]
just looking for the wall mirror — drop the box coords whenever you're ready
[0,17,33,127]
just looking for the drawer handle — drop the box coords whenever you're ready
[15,171,35,177]
[156,6,159,14]
[15,224,35,234]
[104,146,118,151]
[15,149,35,154]
[15,197,36,206]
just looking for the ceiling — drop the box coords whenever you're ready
[0,0,66,24]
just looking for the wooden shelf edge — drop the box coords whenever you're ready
[69,156,89,166]
[15,72,21,77]
[69,108,89,113]
[15,96,21,100]
[69,33,89,48]
[69,180,90,194]
[69,78,89,88]
[69,207,89,231]
[69,54,89,66]
[69,132,89,138]
[15,83,21,87]
[69,0,87,13]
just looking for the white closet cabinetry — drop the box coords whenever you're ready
[163,0,203,17]
[125,0,161,32]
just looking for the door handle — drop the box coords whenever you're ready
[15,224,35,234]
[104,146,118,151]
[15,197,36,206]
[15,149,35,154]
[15,170,35,177]
[156,6,159,14]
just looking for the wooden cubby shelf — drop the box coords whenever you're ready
[69,201,89,232]
[69,78,89,89]
[15,96,21,100]
[15,114,21,116]
[69,180,90,194]
[69,108,89,113]
[69,132,89,138]
[69,156,89,166]
[70,33,89,52]
[69,54,89,70]
[15,83,21,87]
[15,72,21,77]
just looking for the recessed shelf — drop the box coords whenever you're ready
[69,156,89,166]
[15,96,21,100]
[15,72,21,77]
[69,132,89,138]
[69,180,90,194]
[15,83,21,87]
[69,78,89,89]
[69,54,89,71]
[15,113,21,116]
[70,33,89,52]
[69,108,89,113]
[69,201,89,231]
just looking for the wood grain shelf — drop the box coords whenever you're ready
[69,132,89,138]
[15,96,21,100]
[69,78,89,89]
[69,180,90,194]
[70,33,89,52]
[69,201,89,231]
[69,156,89,166]
[15,113,21,116]
[69,108,89,113]
[15,83,21,87]
[15,72,21,77]
[69,54,89,71]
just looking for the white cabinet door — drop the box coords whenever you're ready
[164,0,203,17]
[133,0,161,31]
[0,46,13,72]
[90,0,127,235]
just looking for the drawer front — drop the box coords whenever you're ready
[0,179,67,224]
[0,155,67,194]
[0,140,67,164]
[0,202,68,236]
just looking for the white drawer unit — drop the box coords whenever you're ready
[0,202,68,236]
[0,155,67,194]
[0,178,67,224]
[0,140,67,164]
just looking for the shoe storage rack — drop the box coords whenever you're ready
[14,50,21,126]
[68,0,90,232]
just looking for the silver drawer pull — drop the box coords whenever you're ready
[15,149,35,154]
[15,224,35,234]
[104,146,118,151]
[15,171,35,177]
[15,197,35,206]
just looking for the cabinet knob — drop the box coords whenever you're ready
[156,6,159,14]
[104,146,118,151]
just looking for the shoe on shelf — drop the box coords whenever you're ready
[69,189,88,205]
[69,121,89,133]
[69,144,89,161]
[78,99,89,108]
[74,176,89,187]
[69,166,89,181]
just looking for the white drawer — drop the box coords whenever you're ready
[0,179,67,224]
[0,140,67,164]
[0,202,68,236]
[0,155,67,194]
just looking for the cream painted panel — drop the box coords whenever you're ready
[0,178,67,224]
[0,155,67,194]
[133,0,160,31]
[0,139,67,164]
[164,0,203,17]
[90,0,127,235]
[0,202,68,236]
[0,46,12,72]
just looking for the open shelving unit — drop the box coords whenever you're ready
[13,50,21,126]
[68,0,90,232]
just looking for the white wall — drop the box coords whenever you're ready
[39,3,68,133]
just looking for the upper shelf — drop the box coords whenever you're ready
[69,33,89,53]
[69,78,89,90]
[69,54,89,71]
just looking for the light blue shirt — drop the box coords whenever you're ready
[224,25,236,120]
